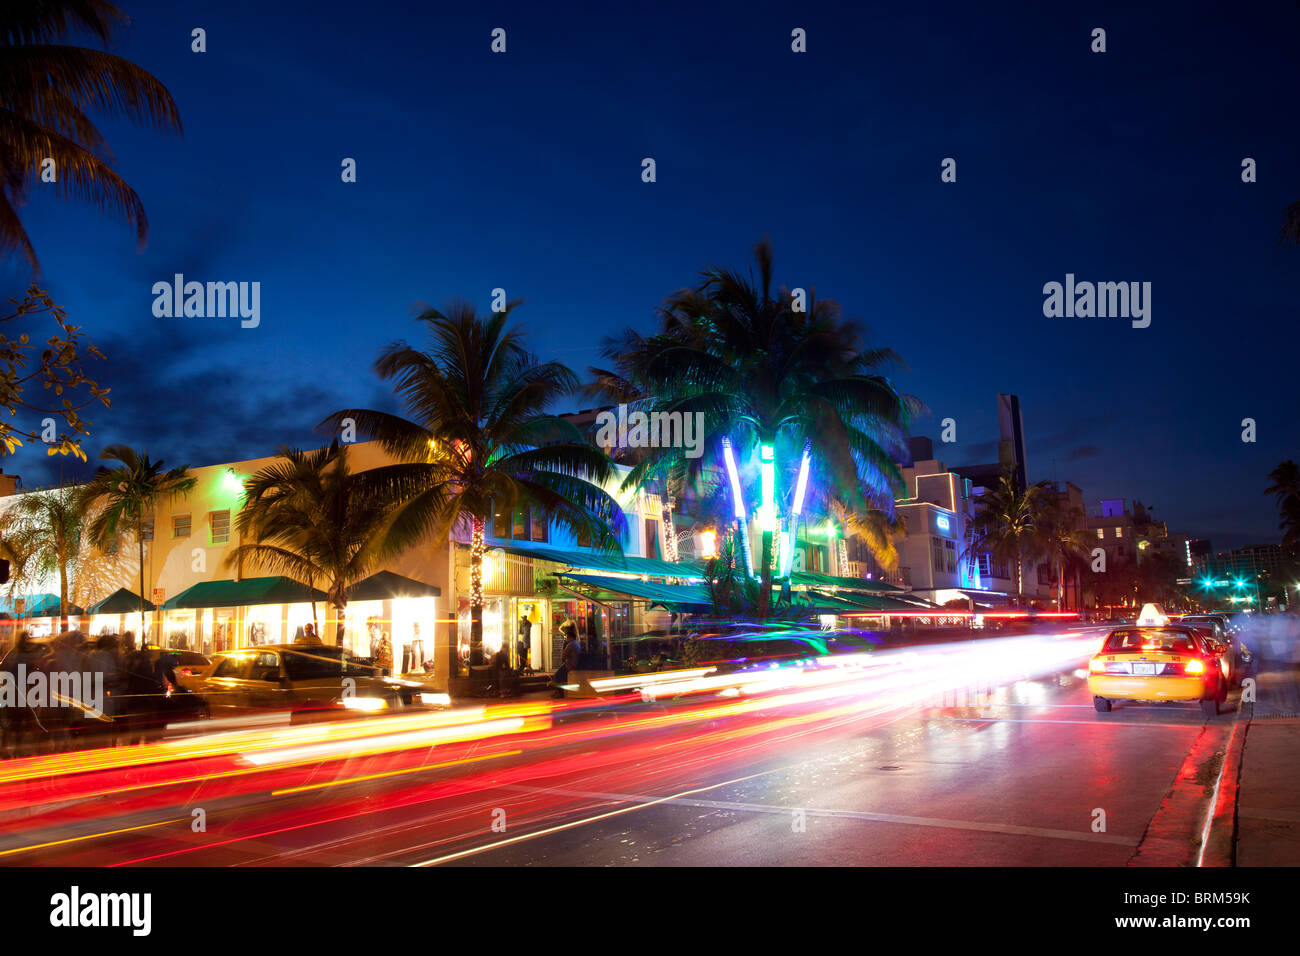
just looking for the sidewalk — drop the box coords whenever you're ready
[1235,719,1300,865]
[1231,660,1300,866]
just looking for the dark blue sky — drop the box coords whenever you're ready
[2,1,1297,550]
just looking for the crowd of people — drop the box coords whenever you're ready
[0,629,197,758]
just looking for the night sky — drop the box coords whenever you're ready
[2,1,1297,551]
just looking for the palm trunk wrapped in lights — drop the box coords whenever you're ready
[469,515,485,665]
[661,496,678,562]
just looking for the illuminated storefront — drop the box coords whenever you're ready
[344,571,441,676]
[456,595,549,670]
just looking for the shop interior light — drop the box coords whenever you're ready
[699,529,717,559]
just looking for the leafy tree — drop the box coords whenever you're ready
[1,0,182,269]
[594,238,916,618]
[5,484,84,630]
[80,445,196,640]
[1265,460,1300,550]
[968,470,1048,604]
[322,301,623,669]
[1036,496,1093,610]
[225,442,397,645]
[0,287,109,458]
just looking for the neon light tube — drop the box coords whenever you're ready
[722,438,746,519]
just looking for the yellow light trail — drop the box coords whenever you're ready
[271,749,521,795]
[0,816,188,858]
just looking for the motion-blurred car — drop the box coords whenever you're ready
[692,627,879,674]
[146,647,211,692]
[195,643,438,722]
[1177,615,1251,671]
[1089,625,1232,717]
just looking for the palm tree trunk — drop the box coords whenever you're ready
[333,600,346,646]
[59,561,68,633]
[139,536,148,646]
[758,529,774,619]
[470,515,485,666]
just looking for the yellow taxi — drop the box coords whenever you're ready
[1088,624,1230,717]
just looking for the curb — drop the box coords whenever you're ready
[1199,697,1252,867]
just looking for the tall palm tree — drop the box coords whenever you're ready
[1,0,183,270]
[1265,460,1300,550]
[6,484,84,630]
[595,238,916,617]
[1280,202,1300,249]
[1035,496,1093,610]
[224,442,397,645]
[968,471,1048,604]
[322,300,624,669]
[80,444,195,642]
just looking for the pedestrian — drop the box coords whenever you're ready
[552,621,580,699]
[491,644,513,698]
[299,623,322,645]
[0,631,43,758]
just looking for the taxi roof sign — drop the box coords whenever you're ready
[1135,602,1170,626]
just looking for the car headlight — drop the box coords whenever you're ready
[341,696,388,711]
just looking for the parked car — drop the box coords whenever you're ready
[195,642,437,722]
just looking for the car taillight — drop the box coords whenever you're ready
[1089,658,1107,672]
[1185,658,1205,674]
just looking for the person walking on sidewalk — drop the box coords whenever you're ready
[553,621,580,699]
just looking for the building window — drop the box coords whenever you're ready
[1115,527,1123,538]
[492,506,510,539]
[932,538,945,573]
[944,540,958,574]
[644,517,660,559]
[172,514,191,538]
[209,510,230,545]
[530,508,548,543]
[140,517,154,541]
[1096,528,1104,539]
[977,553,991,576]
[512,508,528,539]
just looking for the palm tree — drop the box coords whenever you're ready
[1265,460,1300,550]
[1,1,183,270]
[5,484,84,630]
[595,238,916,617]
[322,300,624,669]
[968,471,1048,604]
[80,445,196,642]
[1280,202,1300,249]
[224,442,397,645]
[1035,496,1093,610]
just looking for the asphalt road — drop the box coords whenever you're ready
[1,626,1277,868]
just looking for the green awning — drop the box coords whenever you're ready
[0,593,85,617]
[555,572,712,607]
[87,588,156,614]
[804,589,930,612]
[347,570,441,602]
[161,576,327,610]
[490,541,705,581]
[795,591,871,613]
[790,570,905,592]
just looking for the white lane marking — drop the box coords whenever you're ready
[409,769,778,866]
[487,781,1137,848]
